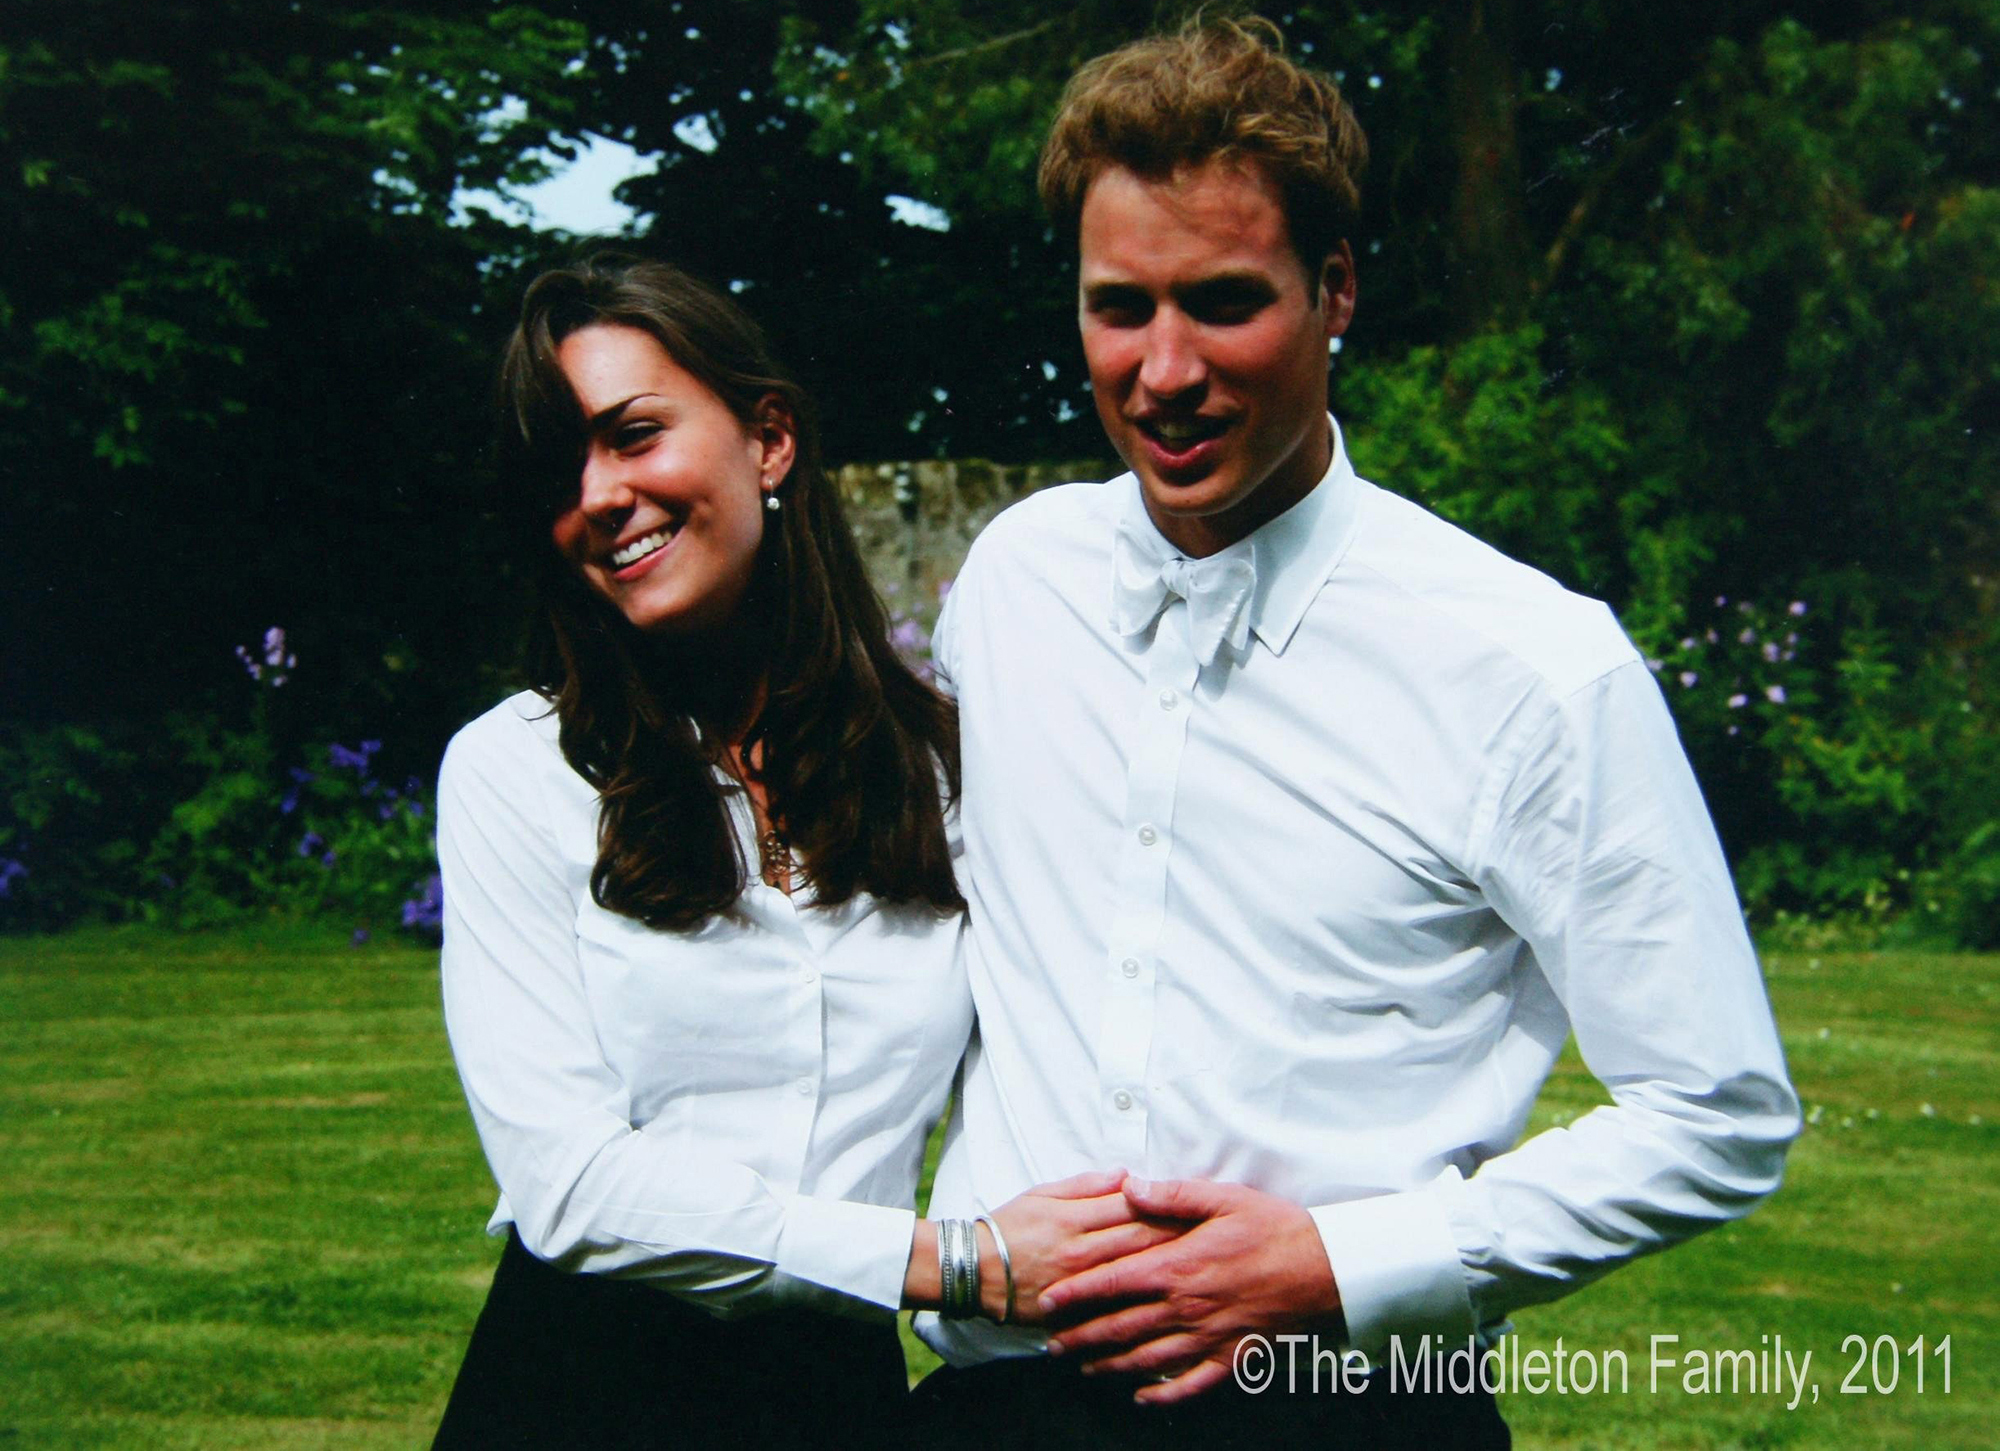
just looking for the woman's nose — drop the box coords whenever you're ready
[577,448,635,521]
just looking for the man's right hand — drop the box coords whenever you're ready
[982,1170,1183,1325]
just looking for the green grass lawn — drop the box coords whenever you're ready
[0,927,1992,1447]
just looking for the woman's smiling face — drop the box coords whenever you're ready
[549,323,794,637]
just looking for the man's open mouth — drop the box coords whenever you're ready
[1139,416,1230,450]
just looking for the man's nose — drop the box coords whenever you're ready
[1137,313,1207,399]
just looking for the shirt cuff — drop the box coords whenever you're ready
[775,1195,916,1315]
[1310,1173,1476,1360]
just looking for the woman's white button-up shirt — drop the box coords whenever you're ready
[437,691,970,1318]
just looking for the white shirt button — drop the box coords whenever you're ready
[794,1077,814,1096]
[1120,957,1141,978]
[800,967,818,985]
[1137,824,1158,846]
[1158,688,1180,711]
[1112,1090,1135,1111]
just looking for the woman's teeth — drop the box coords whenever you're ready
[610,527,673,567]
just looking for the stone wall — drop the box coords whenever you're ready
[832,457,1114,630]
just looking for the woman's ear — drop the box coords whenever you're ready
[753,394,798,491]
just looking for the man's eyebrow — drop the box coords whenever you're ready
[1081,279,1149,306]
[1177,272,1279,303]
[1080,272,1280,307]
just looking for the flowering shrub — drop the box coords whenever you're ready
[1632,598,1996,942]
[2,631,442,940]
[264,738,441,937]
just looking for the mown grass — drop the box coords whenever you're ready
[0,927,1992,1447]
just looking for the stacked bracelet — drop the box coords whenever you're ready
[936,1218,983,1319]
[974,1214,1016,1325]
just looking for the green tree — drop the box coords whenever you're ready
[0,1,588,740]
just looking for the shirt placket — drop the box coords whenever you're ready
[728,789,824,1192]
[1095,600,1201,1167]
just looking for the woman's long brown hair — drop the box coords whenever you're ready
[498,254,962,929]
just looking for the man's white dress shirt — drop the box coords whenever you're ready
[438,691,971,1318]
[918,421,1799,1364]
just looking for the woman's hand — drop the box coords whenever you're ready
[979,1170,1183,1326]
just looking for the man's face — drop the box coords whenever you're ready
[1078,159,1354,557]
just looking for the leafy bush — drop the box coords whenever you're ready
[0,723,152,930]
[1,630,441,941]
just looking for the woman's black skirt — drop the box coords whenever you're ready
[433,1229,910,1450]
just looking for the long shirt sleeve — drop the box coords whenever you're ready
[1309,660,1800,1354]
[918,423,1797,1365]
[438,694,970,1320]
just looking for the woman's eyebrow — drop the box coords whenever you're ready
[583,393,662,430]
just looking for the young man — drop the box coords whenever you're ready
[912,19,1797,1446]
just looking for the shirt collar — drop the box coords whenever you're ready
[1110,414,1363,657]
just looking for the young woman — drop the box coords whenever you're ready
[431,256,1162,1449]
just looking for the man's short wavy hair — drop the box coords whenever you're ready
[1038,15,1368,277]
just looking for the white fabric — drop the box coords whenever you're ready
[1111,516,1258,666]
[918,419,1799,1364]
[437,691,971,1319]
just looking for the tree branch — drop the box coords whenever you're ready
[911,19,1059,70]
[1532,110,1679,300]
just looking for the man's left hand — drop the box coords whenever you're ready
[1039,1177,1344,1405]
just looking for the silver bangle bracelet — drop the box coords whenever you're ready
[956,1218,981,1318]
[938,1218,958,1314]
[974,1214,1015,1324]
[938,1218,982,1320]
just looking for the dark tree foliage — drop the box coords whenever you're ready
[0,0,586,746]
[1,1,1993,934]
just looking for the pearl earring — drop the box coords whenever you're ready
[762,476,781,512]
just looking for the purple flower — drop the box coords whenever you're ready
[1738,628,1757,646]
[297,831,326,858]
[320,848,337,867]
[1645,658,1663,673]
[378,801,397,821]
[401,873,445,932]
[351,927,371,947]
[1766,684,1787,704]
[1727,693,1748,708]
[1762,642,1781,663]
[407,801,424,820]
[1788,601,1808,617]
[0,857,26,897]
[238,629,292,687]
[280,766,315,816]
[328,743,370,772]
[1715,595,1728,608]
[1704,630,1718,645]
[937,578,954,602]
[1680,671,1699,688]
[1726,725,1739,737]
[1680,637,1698,651]
[890,618,928,655]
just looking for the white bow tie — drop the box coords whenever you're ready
[1110,518,1257,667]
